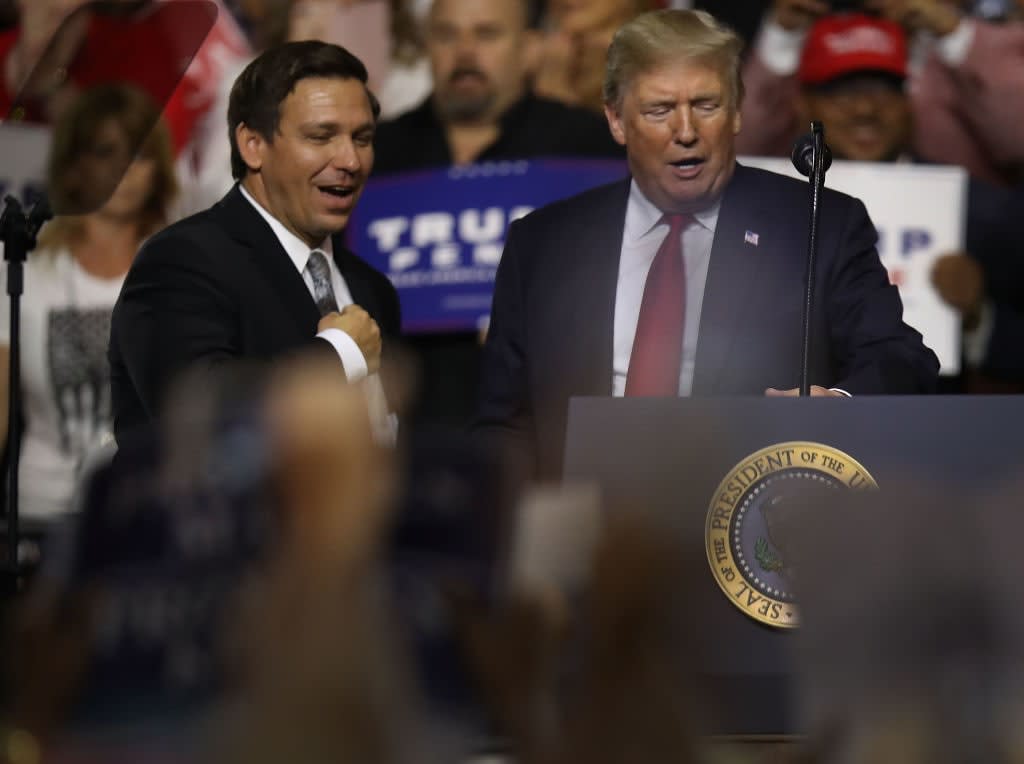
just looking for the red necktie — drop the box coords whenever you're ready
[625,213,691,396]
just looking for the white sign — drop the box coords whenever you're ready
[0,122,51,204]
[739,157,966,375]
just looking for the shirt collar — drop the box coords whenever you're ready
[238,184,333,274]
[623,179,722,243]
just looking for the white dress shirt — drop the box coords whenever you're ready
[239,186,397,440]
[613,181,719,397]
[239,185,369,379]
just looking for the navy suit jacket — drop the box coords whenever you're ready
[109,185,401,445]
[475,163,939,478]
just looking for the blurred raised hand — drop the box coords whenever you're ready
[771,0,830,31]
[6,0,90,100]
[210,355,425,764]
[931,251,985,328]
[864,0,963,35]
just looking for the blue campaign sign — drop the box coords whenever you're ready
[349,158,627,332]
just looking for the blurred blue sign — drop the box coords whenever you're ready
[350,158,627,333]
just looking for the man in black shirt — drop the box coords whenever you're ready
[373,0,624,430]
[374,0,623,172]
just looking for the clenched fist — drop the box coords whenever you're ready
[319,304,382,375]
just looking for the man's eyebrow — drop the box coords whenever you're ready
[298,120,376,134]
[299,121,340,132]
[640,97,677,108]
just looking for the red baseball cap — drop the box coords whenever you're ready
[798,14,908,85]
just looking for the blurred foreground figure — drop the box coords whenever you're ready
[207,356,432,764]
[789,481,1024,764]
[1,356,435,762]
[455,510,710,764]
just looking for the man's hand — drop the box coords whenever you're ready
[265,355,393,571]
[16,0,87,57]
[765,385,847,396]
[772,0,829,32]
[864,0,962,36]
[319,305,382,375]
[931,251,985,329]
[7,0,89,96]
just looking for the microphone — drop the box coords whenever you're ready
[26,195,52,242]
[792,122,832,397]
[791,132,832,177]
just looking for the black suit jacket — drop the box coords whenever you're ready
[476,164,940,478]
[109,185,401,444]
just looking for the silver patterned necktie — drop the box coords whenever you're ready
[306,249,339,317]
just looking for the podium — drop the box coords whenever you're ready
[562,395,1024,736]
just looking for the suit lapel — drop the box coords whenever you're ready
[215,186,322,336]
[693,165,770,394]
[568,181,631,397]
[332,242,376,316]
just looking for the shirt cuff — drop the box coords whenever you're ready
[829,388,852,397]
[934,18,975,67]
[962,299,994,368]
[317,328,368,382]
[757,17,807,76]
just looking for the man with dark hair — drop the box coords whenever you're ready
[372,0,624,433]
[110,41,401,443]
[373,0,623,172]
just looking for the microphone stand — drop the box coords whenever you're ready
[0,194,52,592]
[792,122,832,397]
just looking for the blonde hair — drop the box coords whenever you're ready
[39,84,177,252]
[603,9,744,110]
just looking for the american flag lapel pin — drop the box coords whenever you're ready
[744,230,759,246]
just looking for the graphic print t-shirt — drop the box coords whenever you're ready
[0,249,125,520]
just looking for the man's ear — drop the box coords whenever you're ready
[235,122,266,173]
[604,103,626,146]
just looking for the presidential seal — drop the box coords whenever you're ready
[705,442,877,629]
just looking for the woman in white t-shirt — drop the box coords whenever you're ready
[0,84,178,523]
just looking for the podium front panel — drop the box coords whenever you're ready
[562,395,1024,735]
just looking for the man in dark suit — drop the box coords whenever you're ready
[110,41,400,444]
[476,9,939,479]
[371,0,624,434]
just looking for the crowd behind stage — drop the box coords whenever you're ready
[0,0,1022,761]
